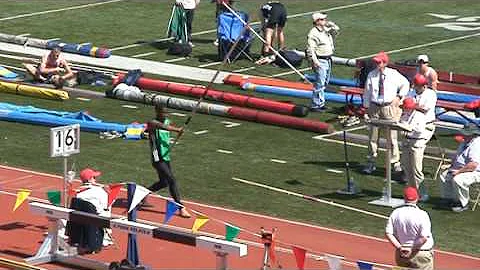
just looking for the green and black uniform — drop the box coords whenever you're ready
[148,118,182,204]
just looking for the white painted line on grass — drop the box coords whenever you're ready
[313,125,367,139]
[270,159,287,164]
[315,137,450,162]
[233,67,257,73]
[75,97,91,101]
[271,32,480,78]
[1,163,478,261]
[165,57,187,63]
[194,130,209,135]
[170,112,186,117]
[0,0,127,22]
[326,169,344,174]
[45,38,60,42]
[17,33,30,37]
[220,121,241,128]
[216,149,233,154]
[121,105,138,109]
[132,52,157,58]
[111,0,384,51]
[198,61,222,68]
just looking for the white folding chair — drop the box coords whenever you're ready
[471,183,480,211]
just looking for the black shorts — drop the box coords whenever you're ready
[261,2,287,29]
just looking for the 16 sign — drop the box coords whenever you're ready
[50,124,80,157]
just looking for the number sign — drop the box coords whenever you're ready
[50,124,80,157]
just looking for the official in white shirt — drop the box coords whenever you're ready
[363,51,410,174]
[386,187,434,270]
[439,123,480,212]
[400,74,437,201]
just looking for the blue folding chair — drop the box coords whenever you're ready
[217,11,257,62]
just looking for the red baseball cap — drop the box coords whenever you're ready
[413,74,428,86]
[80,168,101,182]
[403,187,418,202]
[372,51,389,64]
[402,97,416,110]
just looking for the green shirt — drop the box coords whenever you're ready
[150,118,171,162]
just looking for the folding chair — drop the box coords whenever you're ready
[217,11,256,63]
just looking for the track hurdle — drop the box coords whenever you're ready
[27,202,248,270]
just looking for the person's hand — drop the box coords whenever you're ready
[177,127,185,136]
[399,246,412,258]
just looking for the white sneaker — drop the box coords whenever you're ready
[392,162,403,173]
[188,42,195,47]
[213,39,219,46]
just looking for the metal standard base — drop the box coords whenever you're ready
[369,197,405,208]
[336,179,361,195]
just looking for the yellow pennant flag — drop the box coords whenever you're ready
[13,189,31,212]
[191,215,209,233]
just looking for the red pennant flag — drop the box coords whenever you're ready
[108,183,123,207]
[292,246,306,270]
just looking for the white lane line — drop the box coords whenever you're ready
[1,163,478,260]
[326,169,344,174]
[0,175,34,185]
[198,61,222,68]
[270,159,287,164]
[76,97,91,101]
[271,32,480,78]
[165,57,187,63]
[216,149,233,154]
[314,137,450,162]
[313,125,367,139]
[0,0,127,22]
[111,0,384,51]
[121,105,138,109]
[131,52,157,58]
[194,130,209,135]
[220,121,241,128]
[233,67,257,73]
[170,112,186,117]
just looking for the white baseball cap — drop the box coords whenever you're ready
[312,12,327,22]
[417,54,429,63]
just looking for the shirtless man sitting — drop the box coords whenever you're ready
[23,46,75,88]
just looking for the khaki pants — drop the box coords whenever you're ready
[401,125,435,187]
[367,103,402,164]
[395,249,434,270]
[440,170,480,206]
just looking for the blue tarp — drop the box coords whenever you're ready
[0,102,137,133]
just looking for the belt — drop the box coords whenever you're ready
[316,55,332,60]
[372,101,392,107]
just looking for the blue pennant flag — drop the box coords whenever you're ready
[164,200,180,224]
[357,260,373,270]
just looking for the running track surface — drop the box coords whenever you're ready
[0,165,479,269]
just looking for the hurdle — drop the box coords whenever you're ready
[26,202,248,270]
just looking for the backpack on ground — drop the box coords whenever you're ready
[167,42,192,56]
[274,50,303,68]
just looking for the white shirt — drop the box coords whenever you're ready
[176,0,200,9]
[363,67,410,107]
[400,88,437,139]
[451,137,480,172]
[76,183,111,217]
[306,23,339,66]
[386,203,434,250]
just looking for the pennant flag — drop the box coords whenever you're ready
[164,200,180,224]
[325,254,343,270]
[292,246,307,270]
[357,261,373,270]
[107,183,123,207]
[225,224,240,241]
[47,190,61,206]
[191,214,209,233]
[128,184,150,213]
[13,189,31,212]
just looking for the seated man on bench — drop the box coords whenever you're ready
[23,46,75,89]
